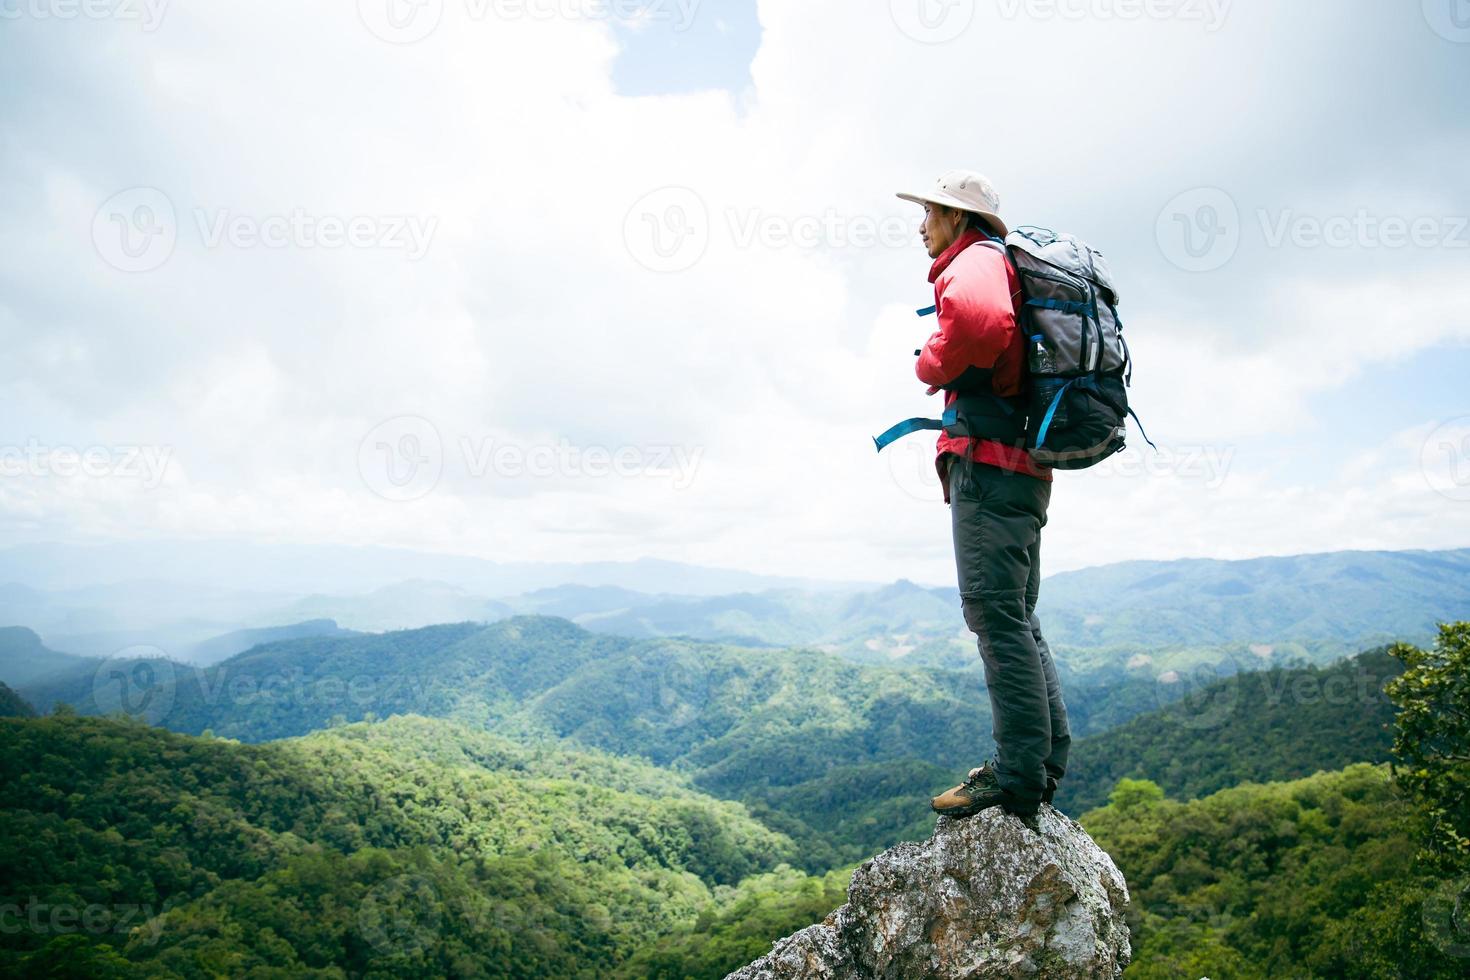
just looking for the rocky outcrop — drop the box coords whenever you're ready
[725,806,1130,979]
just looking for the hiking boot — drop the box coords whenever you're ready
[931,761,1006,818]
[967,766,1057,805]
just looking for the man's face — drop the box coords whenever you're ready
[919,203,967,259]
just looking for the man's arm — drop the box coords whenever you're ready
[915,248,1016,388]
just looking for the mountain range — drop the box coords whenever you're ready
[3,546,1466,676]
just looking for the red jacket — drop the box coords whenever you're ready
[916,228,1053,502]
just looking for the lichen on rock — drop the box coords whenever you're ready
[724,806,1130,979]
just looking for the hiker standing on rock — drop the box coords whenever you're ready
[894,171,1071,828]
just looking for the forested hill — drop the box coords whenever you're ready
[0,625,91,688]
[19,617,1003,864]
[1056,647,1403,813]
[1081,764,1463,978]
[1036,547,1470,653]
[17,616,1425,867]
[4,547,1464,676]
[0,681,33,717]
[0,712,833,977]
[503,548,1470,670]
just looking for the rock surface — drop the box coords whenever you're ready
[724,806,1130,979]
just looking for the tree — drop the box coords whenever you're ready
[1386,621,1470,870]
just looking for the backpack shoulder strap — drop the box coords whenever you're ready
[973,237,1023,311]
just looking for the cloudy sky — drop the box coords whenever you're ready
[2,0,1468,588]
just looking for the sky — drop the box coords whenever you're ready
[1,0,1468,589]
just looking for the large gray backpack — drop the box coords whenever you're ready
[980,226,1153,469]
[871,225,1153,467]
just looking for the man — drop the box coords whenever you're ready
[895,170,1071,828]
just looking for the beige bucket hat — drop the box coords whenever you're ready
[897,169,1008,239]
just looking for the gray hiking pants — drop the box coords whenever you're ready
[945,452,1071,810]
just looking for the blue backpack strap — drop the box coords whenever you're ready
[1127,407,1159,451]
[1033,380,1076,449]
[873,417,942,452]
[873,401,961,453]
[1026,297,1092,316]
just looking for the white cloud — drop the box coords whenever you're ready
[0,0,1466,587]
